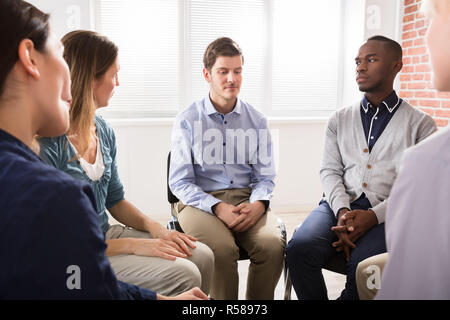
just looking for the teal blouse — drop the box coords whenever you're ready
[39,115,124,234]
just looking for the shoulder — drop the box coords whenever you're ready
[399,101,435,124]
[239,99,267,124]
[403,127,450,165]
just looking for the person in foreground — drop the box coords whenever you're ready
[375,0,450,299]
[169,37,285,300]
[0,0,207,300]
[38,30,214,297]
[286,35,437,300]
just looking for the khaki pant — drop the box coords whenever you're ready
[176,188,285,300]
[356,252,388,300]
[105,224,214,297]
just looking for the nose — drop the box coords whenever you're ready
[227,71,235,83]
[356,61,367,73]
[115,74,120,87]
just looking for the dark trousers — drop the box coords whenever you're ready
[285,198,386,300]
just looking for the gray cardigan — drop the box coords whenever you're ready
[320,100,437,223]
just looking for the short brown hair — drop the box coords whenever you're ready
[203,37,244,70]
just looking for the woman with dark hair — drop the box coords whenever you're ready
[38,30,214,296]
[0,0,207,300]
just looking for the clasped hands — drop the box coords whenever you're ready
[331,208,378,261]
[213,201,266,232]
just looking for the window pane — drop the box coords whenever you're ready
[272,0,341,111]
[95,0,180,117]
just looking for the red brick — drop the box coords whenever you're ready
[435,119,448,127]
[408,46,427,55]
[403,22,415,31]
[415,20,425,28]
[403,13,415,23]
[401,83,407,89]
[405,4,418,14]
[425,73,431,81]
[437,92,450,99]
[435,109,450,117]
[408,99,419,106]
[416,64,431,72]
[442,101,450,108]
[405,0,415,6]
[402,40,414,48]
[403,31,417,39]
[421,55,429,63]
[419,99,440,107]
[428,82,435,89]
[412,73,424,81]
[418,28,427,36]
[414,38,425,46]
[408,82,426,89]
[420,108,435,116]
[403,57,411,65]
[413,56,421,64]
[415,91,435,98]
[402,65,415,73]
[400,74,411,81]
[399,91,415,98]
[416,12,425,19]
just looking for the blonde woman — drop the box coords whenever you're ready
[375,0,450,299]
[39,30,213,297]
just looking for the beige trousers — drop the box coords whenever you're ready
[176,188,285,300]
[105,224,214,297]
[356,252,389,300]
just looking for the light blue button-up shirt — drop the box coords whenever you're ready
[169,95,276,214]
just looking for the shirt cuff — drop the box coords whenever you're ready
[202,194,222,215]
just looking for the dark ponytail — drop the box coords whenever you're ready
[0,0,50,97]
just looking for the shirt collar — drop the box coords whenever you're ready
[361,91,401,114]
[205,94,241,116]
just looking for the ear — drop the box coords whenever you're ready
[203,67,211,83]
[17,39,41,80]
[393,59,403,75]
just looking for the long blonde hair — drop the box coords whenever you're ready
[61,30,118,156]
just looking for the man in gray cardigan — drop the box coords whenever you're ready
[286,35,437,300]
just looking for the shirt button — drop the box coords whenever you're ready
[363,148,369,153]
[223,142,226,146]
[375,117,378,120]
[367,164,372,169]
[362,183,368,188]
[224,121,227,124]
[371,136,374,140]
[230,180,234,184]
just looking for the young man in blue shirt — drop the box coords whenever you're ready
[169,37,285,300]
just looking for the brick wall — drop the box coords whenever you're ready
[399,0,450,127]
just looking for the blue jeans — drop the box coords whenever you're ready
[286,198,386,300]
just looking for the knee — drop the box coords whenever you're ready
[211,239,240,264]
[285,230,321,267]
[253,233,285,261]
[176,260,203,291]
[192,241,215,271]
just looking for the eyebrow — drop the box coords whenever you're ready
[355,53,378,61]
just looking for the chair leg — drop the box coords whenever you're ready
[284,262,292,300]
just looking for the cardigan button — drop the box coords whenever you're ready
[367,164,372,169]
[363,148,369,153]
[362,183,368,188]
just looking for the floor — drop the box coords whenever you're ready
[237,211,346,300]
[150,210,347,300]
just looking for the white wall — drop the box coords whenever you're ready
[108,118,327,223]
